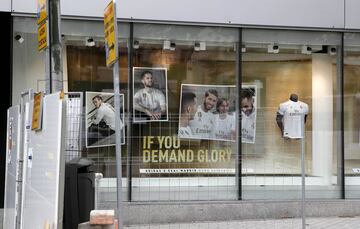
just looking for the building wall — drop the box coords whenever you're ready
[9,0,360,29]
[11,0,346,29]
[0,0,10,12]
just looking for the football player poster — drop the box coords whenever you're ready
[178,84,236,142]
[241,85,257,144]
[85,92,125,148]
[132,67,168,123]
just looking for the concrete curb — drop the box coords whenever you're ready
[99,200,360,225]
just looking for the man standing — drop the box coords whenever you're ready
[178,92,197,138]
[189,89,218,139]
[241,88,256,143]
[134,70,166,121]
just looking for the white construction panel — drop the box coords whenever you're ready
[20,92,65,229]
[345,0,360,29]
[12,0,344,29]
[3,106,21,229]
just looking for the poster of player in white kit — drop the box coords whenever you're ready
[133,67,168,123]
[241,85,257,144]
[85,92,125,148]
[178,84,236,141]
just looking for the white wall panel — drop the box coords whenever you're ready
[12,0,345,29]
[345,0,360,29]
[0,0,11,12]
[119,0,344,28]
[12,0,35,14]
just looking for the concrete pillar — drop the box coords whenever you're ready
[312,54,333,185]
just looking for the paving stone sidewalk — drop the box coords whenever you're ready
[125,217,360,229]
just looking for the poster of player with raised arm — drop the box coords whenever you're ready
[241,85,257,144]
[133,67,168,123]
[85,92,125,148]
[178,84,236,141]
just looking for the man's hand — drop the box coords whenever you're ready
[151,112,162,120]
[145,110,162,120]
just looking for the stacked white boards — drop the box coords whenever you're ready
[20,92,66,229]
[3,91,66,229]
[19,92,66,229]
[3,105,21,229]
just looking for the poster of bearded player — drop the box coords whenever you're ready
[241,85,257,144]
[133,67,168,123]
[178,84,236,142]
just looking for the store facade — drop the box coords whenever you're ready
[8,0,360,205]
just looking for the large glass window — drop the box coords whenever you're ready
[14,16,351,202]
[62,20,130,203]
[64,20,130,177]
[344,33,360,198]
[131,24,238,201]
[242,29,342,199]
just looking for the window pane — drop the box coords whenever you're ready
[242,29,342,199]
[344,33,360,198]
[132,24,238,201]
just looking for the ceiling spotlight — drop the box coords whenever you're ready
[85,37,95,47]
[268,44,279,54]
[170,42,176,51]
[14,34,24,44]
[241,44,246,53]
[200,42,206,51]
[163,40,171,50]
[163,40,176,51]
[194,42,200,51]
[194,41,206,51]
[133,40,139,49]
[301,45,312,55]
[329,46,337,55]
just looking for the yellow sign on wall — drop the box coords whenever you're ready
[37,0,47,52]
[37,0,47,25]
[38,22,47,52]
[104,0,118,67]
[32,92,43,131]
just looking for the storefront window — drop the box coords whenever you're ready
[64,20,129,179]
[14,16,350,202]
[344,33,360,198]
[242,29,342,199]
[131,24,238,200]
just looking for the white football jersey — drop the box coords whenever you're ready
[134,88,166,113]
[189,105,215,139]
[212,114,235,141]
[92,102,123,131]
[278,100,309,139]
[241,110,256,144]
[178,126,194,138]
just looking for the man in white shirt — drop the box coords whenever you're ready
[134,71,166,121]
[241,88,256,143]
[276,94,309,139]
[87,95,124,146]
[178,92,197,138]
[189,89,218,139]
[213,98,236,141]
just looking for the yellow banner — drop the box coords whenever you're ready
[37,0,47,25]
[104,0,117,67]
[38,22,47,52]
[32,92,43,131]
